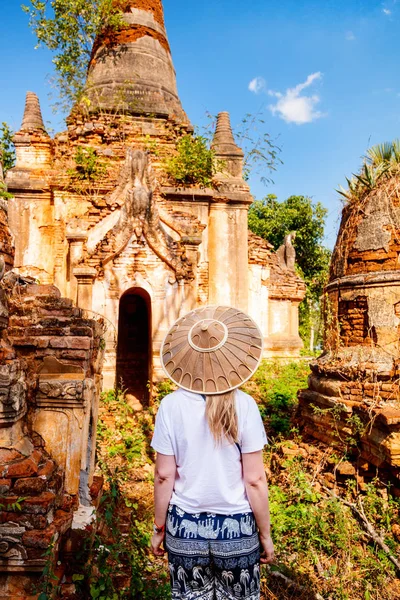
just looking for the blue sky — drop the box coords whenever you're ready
[1,0,399,248]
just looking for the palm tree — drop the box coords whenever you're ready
[168,563,175,587]
[240,569,250,595]
[177,566,188,591]
[193,566,204,586]
[366,142,393,167]
[221,570,234,590]
[253,563,260,584]
[392,139,400,164]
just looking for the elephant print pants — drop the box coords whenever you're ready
[165,504,261,600]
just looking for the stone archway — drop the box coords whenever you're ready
[116,288,152,405]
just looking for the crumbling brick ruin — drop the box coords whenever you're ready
[0,200,105,598]
[299,179,400,485]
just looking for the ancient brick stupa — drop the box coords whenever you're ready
[299,172,400,472]
[84,0,188,121]
[6,0,305,407]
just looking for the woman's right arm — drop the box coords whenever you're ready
[242,450,274,563]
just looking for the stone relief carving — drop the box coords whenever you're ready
[87,149,192,279]
[37,380,85,408]
[276,231,296,271]
[0,263,8,329]
[0,524,28,565]
[0,362,27,425]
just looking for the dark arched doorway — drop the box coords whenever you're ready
[116,288,151,405]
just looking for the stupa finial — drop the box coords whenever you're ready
[212,112,244,157]
[20,92,47,133]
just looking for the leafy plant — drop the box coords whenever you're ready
[22,0,124,111]
[264,450,399,599]
[234,112,282,185]
[243,360,309,436]
[0,122,16,175]
[0,497,27,512]
[165,134,215,187]
[154,379,175,403]
[68,146,107,182]
[338,138,400,204]
[248,195,331,351]
[35,538,60,600]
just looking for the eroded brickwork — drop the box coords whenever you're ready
[0,203,105,597]
[299,179,400,476]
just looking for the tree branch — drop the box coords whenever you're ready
[322,487,400,574]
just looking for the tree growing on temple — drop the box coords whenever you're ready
[248,195,331,352]
[0,123,16,175]
[22,0,124,111]
[0,123,15,200]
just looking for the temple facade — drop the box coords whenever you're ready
[5,0,305,403]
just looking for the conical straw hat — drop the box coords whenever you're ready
[161,306,263,395]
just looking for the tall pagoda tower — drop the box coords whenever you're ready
[84,0,188,122]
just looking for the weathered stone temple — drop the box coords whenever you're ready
[0,194,105,595]
[299,177,400,476]
[5,0,305,405]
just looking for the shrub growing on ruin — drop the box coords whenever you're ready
[165,134,215,187]
[337,139,400,203]
[0,122,16,175]
[68,146,107,183]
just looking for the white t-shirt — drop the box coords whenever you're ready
[151,388,267,514]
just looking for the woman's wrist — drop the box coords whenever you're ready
[259,530,271,539]
[153,520,166,534]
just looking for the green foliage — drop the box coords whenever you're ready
[248,194,331,350]
[0,497,27,512]
[22,0,124,111]
[0,122,16,185]
[84,391,170,599]
[35,538,60,600]
[0,181,13,201]
[338,138,400,203]
[267,454,399,599]
[154,379,176,403]
[68,146,107,182]
[165,134,215,187]
[234,112,282,185]
[97,389,149,466]
[243,360,309,436]
[73,470,169,599]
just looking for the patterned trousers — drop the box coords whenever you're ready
[165,504,261,600]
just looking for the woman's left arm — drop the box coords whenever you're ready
[151,452,177,556]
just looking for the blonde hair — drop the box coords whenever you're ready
[205,391,238,444]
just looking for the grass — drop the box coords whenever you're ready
[243,360,310,436]
[63,363,400,600]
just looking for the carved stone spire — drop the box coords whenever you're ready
[83,0,188,122]
[212,112,244,158]
[20,92,47,133]
[212,112,245,179]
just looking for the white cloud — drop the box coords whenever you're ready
[268,72,324,125]
[346,31,356,41]
[383,7,392,14]
[248,77,266,94]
